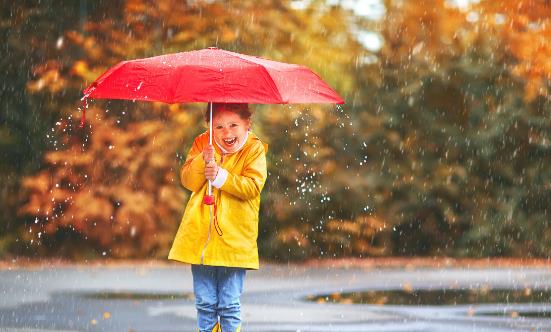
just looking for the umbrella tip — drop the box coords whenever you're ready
[208,46,218,50]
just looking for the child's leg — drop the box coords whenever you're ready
[216,267,246,332]
[191,265,220,332]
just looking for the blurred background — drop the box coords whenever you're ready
[1,0,549,262]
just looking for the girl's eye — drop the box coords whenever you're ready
[230,123,238,127]
[215,126,223,129]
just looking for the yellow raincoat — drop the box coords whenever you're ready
[168,131,268,269]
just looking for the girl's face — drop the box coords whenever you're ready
[212,109,250,153]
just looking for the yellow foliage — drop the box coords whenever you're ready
[383,0,550,101]
[325,215,387,255]
[71,60,90,79]
[19,106,191,257]
[27,66,67,94]
[477,0,550,100]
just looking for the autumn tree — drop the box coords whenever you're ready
[0,1,123,255]
[17,0,365,258]
[357,0,551,256]
[9,0,550,260]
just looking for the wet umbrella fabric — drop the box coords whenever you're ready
[81,47,344,111]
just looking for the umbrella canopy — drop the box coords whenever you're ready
[82,47,344,105]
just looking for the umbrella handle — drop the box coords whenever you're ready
[204,102,215,205]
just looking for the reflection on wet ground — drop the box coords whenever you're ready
[306,287,551,305]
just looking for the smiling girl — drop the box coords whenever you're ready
[169,103,268,332]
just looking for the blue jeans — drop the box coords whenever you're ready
[191,265,246,332]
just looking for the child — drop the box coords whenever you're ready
[168,103,268,332]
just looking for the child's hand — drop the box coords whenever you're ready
[205,160,219,181]
[203,145,215,163]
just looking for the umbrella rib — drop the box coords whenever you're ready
[218,49,300,71]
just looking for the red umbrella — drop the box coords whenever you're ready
[81,47,344,203]
[82,47,343,107]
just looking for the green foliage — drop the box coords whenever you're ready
[0,2,88,256]
[359,0,551,257]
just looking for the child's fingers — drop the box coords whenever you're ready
[204,161,218,181]
[203,145,215,161]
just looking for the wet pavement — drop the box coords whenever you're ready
[1,263,550,331]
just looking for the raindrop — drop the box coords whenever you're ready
[56,36,64,49]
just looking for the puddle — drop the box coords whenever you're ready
[306,288,551,305]
[478,310,551,319]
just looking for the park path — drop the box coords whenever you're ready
[0,262,550,331]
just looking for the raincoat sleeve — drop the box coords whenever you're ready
[180,136,207,192]
[221,141,267,200]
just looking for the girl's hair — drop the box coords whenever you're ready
[204,103,252,123]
